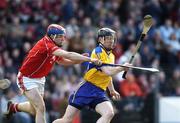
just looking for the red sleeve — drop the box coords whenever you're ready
[56,56,63,62]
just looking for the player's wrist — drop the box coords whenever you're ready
[87,57,92,62]
[108,88,115,92]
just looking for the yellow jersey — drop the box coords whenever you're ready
[83,46,115,90]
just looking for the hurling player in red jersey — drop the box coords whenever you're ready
[5,24,101,123]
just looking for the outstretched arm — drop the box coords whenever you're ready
[101,63,131,76]
[53,49,91,61]
[56,53,89,66]
[53,49,101,65]
[101,66,124,76]
[56,58,83,66]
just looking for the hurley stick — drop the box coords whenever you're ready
[122,15,153,79]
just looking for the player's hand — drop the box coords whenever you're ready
[91,58,102,66]
[110,90,121,100]
[123,63,133,71]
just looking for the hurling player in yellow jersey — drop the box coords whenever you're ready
[53,28,130,123]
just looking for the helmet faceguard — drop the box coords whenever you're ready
[97,27,117,51]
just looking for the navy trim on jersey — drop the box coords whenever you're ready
[95,46,102,54]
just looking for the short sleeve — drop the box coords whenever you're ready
[89,47,106,71]
[91,47,106,62]
[56,56,63,62]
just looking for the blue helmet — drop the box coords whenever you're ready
[47,24,66,36]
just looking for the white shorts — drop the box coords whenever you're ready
[16,72,45,95]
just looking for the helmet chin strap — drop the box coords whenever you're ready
[53,35,57,40]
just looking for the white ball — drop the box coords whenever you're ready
[0,79,11,89]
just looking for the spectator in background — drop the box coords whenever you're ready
[171,69,180,96]
[4,58,16,76]
[158,71,169,96]
[68,30,84,54]
[152,30,164,53]
[159,44,177,77]
[81,17,95,36]
[121,18,137,51]
[144,0,163,25]
[65,18,79,38]
[117,43,141,65]
[174,22,180,40]
[119,72,144,112]
[159,19,174,44]
[119,72,143,98]
[83,30,96,53]
[140,44,155,67]
[167,33,180,54]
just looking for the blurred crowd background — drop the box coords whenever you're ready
[0,0,179,123]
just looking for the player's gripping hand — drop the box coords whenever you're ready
[90,58,102,66]
[110,89,121,100]
[122,63,133,71]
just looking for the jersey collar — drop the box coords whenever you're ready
[99,44,112,55]
[45,35,56,45]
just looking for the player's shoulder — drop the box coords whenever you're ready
[42,36,51,43]
[94,46,103,54]
[32,36,50,50]
[41,36,57,47]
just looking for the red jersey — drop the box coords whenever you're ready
[19,36,62,78]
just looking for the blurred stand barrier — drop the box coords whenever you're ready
[159,97,180,123]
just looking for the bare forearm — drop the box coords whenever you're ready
[54,50,91,62]
[53,49,101,65]
[108,81,115,92]
[66,60,84,65]
[65,52,91,61]
[102,66,124,76]
[57,59,83,66]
